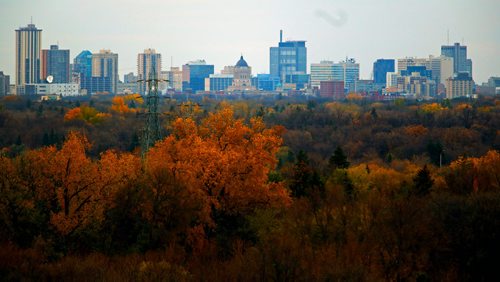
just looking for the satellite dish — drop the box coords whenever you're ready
[47,75,54,84]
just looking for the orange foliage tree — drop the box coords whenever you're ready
[145,107,291,231]
[64,106,110,124]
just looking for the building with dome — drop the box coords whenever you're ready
[228,55,255,91]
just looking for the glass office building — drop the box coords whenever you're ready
[41,45,70,83]
[373,59,395,84]
[270,30,307,83]
[182,61,214,92]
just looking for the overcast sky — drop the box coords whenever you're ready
[1,0,499,83]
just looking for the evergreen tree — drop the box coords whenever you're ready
[413,165,434,196]
[329,146,350,169]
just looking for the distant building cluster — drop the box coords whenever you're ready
[1,23,498,99]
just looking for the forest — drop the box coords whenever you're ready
[0,94,499,281]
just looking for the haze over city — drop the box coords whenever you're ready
[1,0,499,83]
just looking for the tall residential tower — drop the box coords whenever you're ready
[137,48,162,94]
[15,23,42,94]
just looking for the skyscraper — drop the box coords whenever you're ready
[270,30,307,83]
[91,49,118,94]
[137,48,162,94]
[73,50,92,93]
[41,45,70,83]
[441,42,472,77]
[337,58,360,94]
[373,59,395,84]
[15,23,42,94]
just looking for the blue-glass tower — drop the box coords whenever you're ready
[73,50,92,93]
[270,30,307,83]
[373,59,395,84]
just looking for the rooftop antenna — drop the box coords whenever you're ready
[280,30,283,43]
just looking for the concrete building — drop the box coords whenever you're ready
[397,56,453,85]
[123,72,137,83]
[137,48,162,94]
[320,81,344,99]
[446,73,474,99]
[270,30,307,83]
[165,67,183,91]
[0,72,10,95]
[25,83,80,96]
[41,45,70,83]
[228,56,255,91]
[91,49,118,94]
[441,43,472,77]
[15,23,42,94]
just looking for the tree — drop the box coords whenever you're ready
[412,165,433,196]
[329,146,350,170]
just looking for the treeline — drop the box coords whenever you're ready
[0,96,499,280]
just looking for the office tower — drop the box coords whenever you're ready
[401,66,432,79]
[15,23,42,94]
[41,45,70,83]
[73,50,92,93]
[320,81,344,99]
[255,74,280,91]
[137,48,162,94]
[0,71,10,95]
[441,42,472,77]
[270,30,307,82]
[182,60,214,92]
[310,61,335,89]
[338,58,360,93]
[446,73,474,99]
[91,49,118,94]
[228,56,255,91]
[373,59,395,84]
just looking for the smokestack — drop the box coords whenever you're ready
[280,30,283,43]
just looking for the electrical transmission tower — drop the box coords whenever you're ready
[139,65,167,157]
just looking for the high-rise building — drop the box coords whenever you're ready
[310,61,335,89]
[137,48,162,94]
[338,58,360,93]
[270,30,307,82]
[441,43,472,77]
[91,49,118,94]
[446,73,474,99]
[123,72,137,83]
[73,50,92,93]
[0,71,10,96]
[15,23,42,94]
[373,59,395,84]
[41,45,70,83]
[182,60,214,92]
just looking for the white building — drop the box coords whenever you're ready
[25,83,81,96]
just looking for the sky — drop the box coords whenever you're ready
[1,0,499,83]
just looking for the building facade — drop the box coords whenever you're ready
[182,60,214,92]
[0,72,10,96]
[311,61,335,89]
[270,30,307,83]
[205,74,233,92]
[137,48,162,94]
[373,59,395,84]
[91,49,118,94]
[25,83,80,96]
[41,45,70,83]
[441,43,472,77]
[446,73,474,99]
[228,56,255,91]
[15,23,42,94]
[320,81,344,99]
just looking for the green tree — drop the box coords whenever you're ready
[412,165,433,196]
[329,146,350,169]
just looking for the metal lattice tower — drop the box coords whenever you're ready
[139,64,166,157]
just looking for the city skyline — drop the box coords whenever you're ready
[1,0,499,83]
